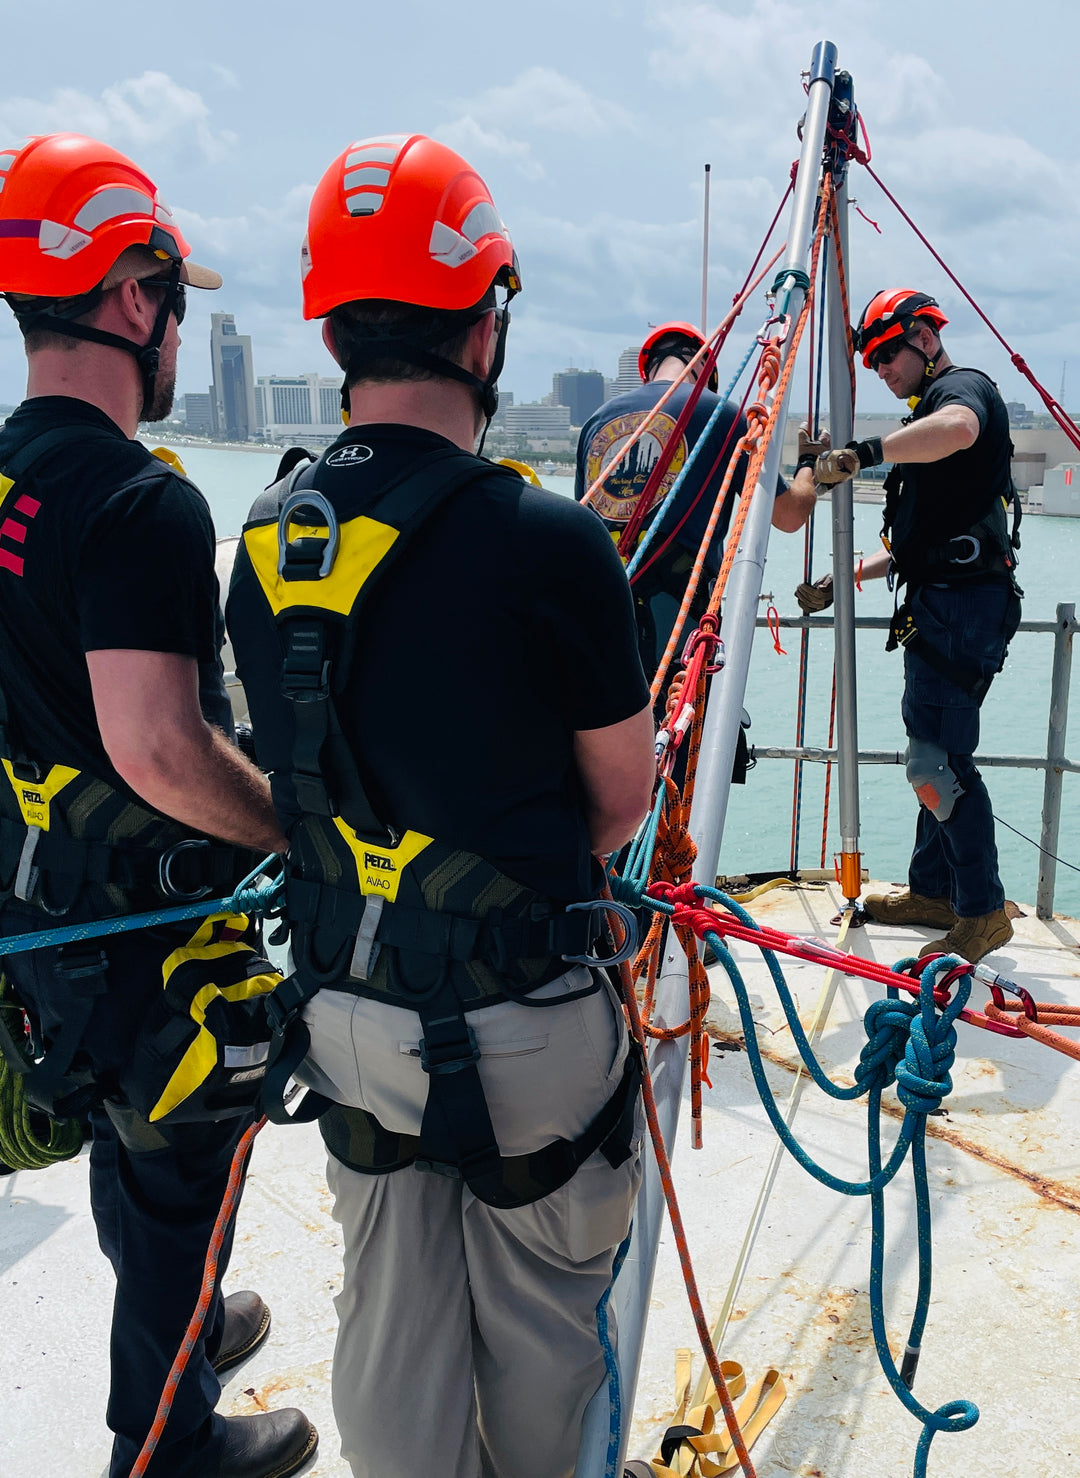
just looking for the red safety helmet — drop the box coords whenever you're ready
[0,132,220,297]
[853,289,948,369]
[301,133,520,319]
[638,321,717,392]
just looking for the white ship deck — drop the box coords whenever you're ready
[5,880,1080,1477]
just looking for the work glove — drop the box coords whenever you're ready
[796,427,830,473]
[814,447,861,486]
[795,574,834,614]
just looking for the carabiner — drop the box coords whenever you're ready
[563,899,640,968]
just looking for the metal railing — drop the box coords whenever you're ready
[751,601,1079,919]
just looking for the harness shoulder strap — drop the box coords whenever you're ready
[0,423,120,482]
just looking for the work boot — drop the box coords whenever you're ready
[862,889,957,929]
[213,1291,272,1375]
[918,909,1014,965]
[211,1410,318,1478]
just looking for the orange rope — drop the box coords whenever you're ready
[648,177,835,708]
[614,936,757,1478]
[580,248,785,512]
[983,1002,1080,1061]
[128,1116,265,1478]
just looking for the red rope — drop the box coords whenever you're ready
[862,158,1080,454]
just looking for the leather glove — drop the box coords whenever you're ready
[795,574,834,614]
[796,427,830,470]
[814,447,861,486]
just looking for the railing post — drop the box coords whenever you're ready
[1037,602,1077,918]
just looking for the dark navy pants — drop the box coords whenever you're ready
[900,577,1020,918]
[4,920,248,1476]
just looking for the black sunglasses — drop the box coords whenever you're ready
[868,337,909,371]
[139,276,187,326]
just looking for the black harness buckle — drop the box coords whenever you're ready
[419,1016,481,1076]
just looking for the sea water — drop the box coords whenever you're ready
[172,443,1080,918]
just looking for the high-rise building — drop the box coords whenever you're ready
[501,404,572,438]
[210,313,256,441]
[255,373,345,441]
[182,392,213,436]
[552,369,604,427]
[614,346,639,395]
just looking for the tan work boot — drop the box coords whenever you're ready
[862,889,957,929]
[918,909,1014,964]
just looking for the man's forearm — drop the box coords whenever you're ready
[119,725,287,852]
[881,406,978,464]
[858,548,892,581]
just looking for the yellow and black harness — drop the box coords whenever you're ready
[240,446,641,1209]
[0,425,277,1125]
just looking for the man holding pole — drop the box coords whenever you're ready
[800,289,1021,964]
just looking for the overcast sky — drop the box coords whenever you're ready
[1,0,1078,414]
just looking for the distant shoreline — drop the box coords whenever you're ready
[137,435,286,457]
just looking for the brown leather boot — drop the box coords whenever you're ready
[918,909,1014,964]
[862,890,957,929]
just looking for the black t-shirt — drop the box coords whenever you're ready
[891,367,1014,570]
[0,397,231,792]
[227,425,650,903]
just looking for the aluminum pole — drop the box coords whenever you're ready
[578,42,839,1478]
[701,163,712,334]
[690,39,838,883]
[825,177,862,899]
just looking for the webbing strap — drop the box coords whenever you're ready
[275,448,519,843]
[7,939,110,1117]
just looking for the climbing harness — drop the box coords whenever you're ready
[233,446,642,1208]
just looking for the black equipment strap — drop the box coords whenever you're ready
[0,422,122,482]
[277,447,515,840]
[0,941,110,1118]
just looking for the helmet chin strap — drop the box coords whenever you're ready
[340,297,515,452]
[5,261,180,421]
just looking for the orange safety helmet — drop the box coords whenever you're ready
[638,321,718,392]
[0,133,220,416]
[0,132,220,297]
[301,133,520,319]
[853,289,948,369]
[302,133,520,426]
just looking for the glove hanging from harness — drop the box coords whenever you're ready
[236,447,641,1207]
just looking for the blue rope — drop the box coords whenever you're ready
[626,880,979,1475]
[624,336,761,582]
[0,855,283,957]
[596,1225,634,1478]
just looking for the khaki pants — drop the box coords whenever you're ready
[301,965,642,1478]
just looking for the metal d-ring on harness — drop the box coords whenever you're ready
[243,447,642,1208]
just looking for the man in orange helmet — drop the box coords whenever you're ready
[577,321,818,678]
[801,290,1022,963]
[0,135,316,1477]
[227,134,656,1478]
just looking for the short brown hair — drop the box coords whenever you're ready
[328,288,496,387]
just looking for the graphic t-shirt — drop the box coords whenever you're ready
[0,396,231,791]
[575,380,763,573]
[227,425,650,902]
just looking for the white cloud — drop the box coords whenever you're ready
[436,65,637,181]
[0,72,235,164]
[209,64,241,91]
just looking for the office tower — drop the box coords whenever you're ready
[182,392,213,436]
[210,312,256,441]
[614,347,639,394]
[552,369,604,426]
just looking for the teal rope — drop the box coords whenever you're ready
[0,855,283,958]
[624,879,979,1476]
